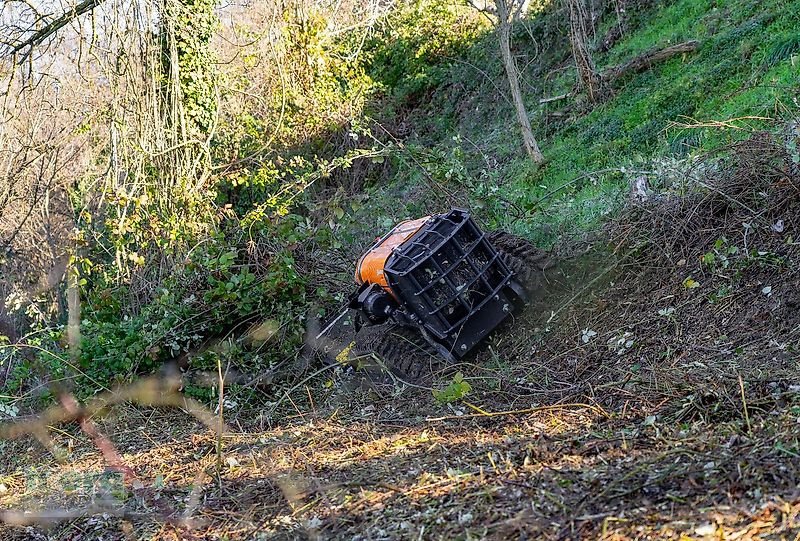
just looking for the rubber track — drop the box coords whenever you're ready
[352,323,441,382]
[486,230,552,292]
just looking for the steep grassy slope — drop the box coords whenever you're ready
[347,0,799,247]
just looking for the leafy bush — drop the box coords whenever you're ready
[76,217,309,386]
[364,0,485,102]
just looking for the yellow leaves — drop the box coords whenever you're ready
[113,189,149,208]
[335,341,355,364]
[128,252,145,266]
[682,277,700,289]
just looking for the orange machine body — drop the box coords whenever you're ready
[355,216,430,297]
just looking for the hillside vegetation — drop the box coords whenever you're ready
[0,0,799,538]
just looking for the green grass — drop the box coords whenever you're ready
[352,0,799,246]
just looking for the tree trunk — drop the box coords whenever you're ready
[597,0,627,53]
[601,40,700,82]
[568,0,605,103]
[496,0,544,164]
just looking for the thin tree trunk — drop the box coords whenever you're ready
[496,4,544,164]
[597,0,626,53]
[568,0,605,103]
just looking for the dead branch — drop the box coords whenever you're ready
[601,40,700,82]
[668,115,772,132]
[539,92,573,105]
[568,0,606,103]
[425,402,610,421]
[59,393,141,485]
[0,375,227,442]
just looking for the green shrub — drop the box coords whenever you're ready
[364,0,485,102]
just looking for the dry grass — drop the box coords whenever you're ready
[1,394,798,539]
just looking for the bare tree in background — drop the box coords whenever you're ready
[0,0,396,343]
[468,0,545,164]
[1,0,223,288]
[0,2,93,336]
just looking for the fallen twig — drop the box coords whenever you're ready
[0,376,226,447]
[539,92,573,105]
[426,402,610,422]
[58,393,140,487]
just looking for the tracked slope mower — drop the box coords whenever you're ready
[315,208,549,380]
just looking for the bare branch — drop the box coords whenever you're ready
[4,0,106,61]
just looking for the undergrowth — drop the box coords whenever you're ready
[2,0,798,410]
